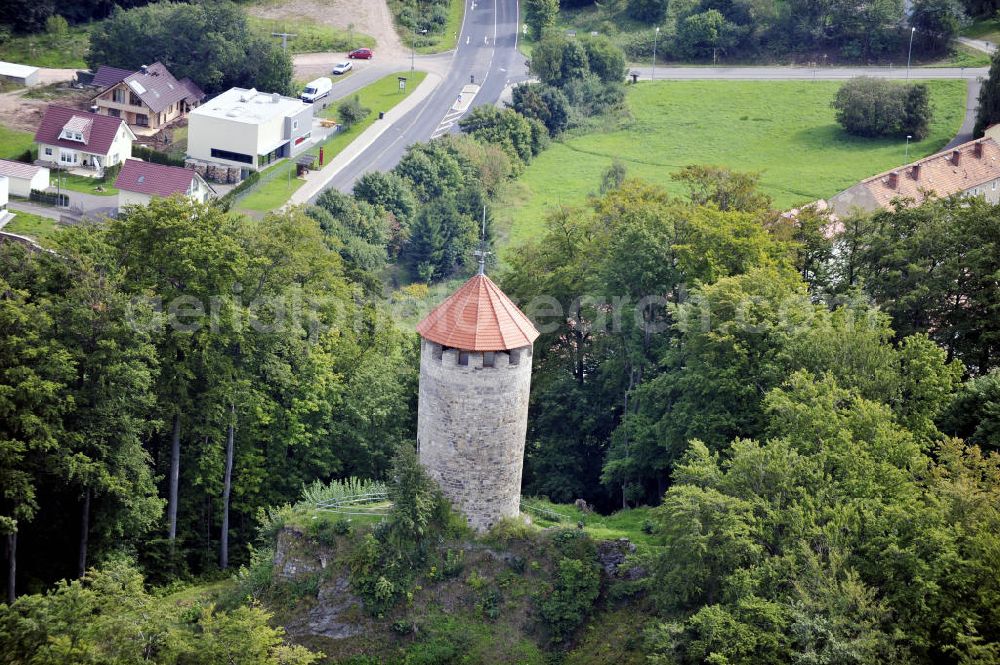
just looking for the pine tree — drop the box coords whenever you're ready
[975,49,1000,136]
[406,209,444,282]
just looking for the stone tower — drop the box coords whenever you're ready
[415,272,539,532]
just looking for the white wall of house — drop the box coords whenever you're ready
[3,168,49,197]
[187,113,263,170]
[117,189,152,209]
[0,176,9,210]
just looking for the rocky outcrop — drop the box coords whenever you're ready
[596,538,646,580]
[273,527,367,641]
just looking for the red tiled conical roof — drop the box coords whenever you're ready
[416,274,540,351]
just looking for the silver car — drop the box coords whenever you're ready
[332,61,353,75]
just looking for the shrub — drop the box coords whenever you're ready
[133,145,186,168]
[538,557,601,641]
[338,95,371,128]
[832,77,932,139]
[45,14,68,36]
[628,0,668,23]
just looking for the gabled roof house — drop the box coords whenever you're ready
[829,137,1000,216]
[35,106,135,173]
[90,65,134,90]
[115,158,214,210]
[92,62,204,133]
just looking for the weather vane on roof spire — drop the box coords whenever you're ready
[474,205,490,276]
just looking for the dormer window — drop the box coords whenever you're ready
[61,116,91,144]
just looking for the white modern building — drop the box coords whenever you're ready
[0,160,49,197]
[0,176,8,212]
[186,88,313,175]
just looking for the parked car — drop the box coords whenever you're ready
[332,61,353,75]
[300,77,333,103]
[348,48,374,59]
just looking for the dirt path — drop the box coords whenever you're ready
[247,0,407,59]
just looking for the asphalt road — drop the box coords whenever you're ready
[309,0,528,200]
[630,65,989,80]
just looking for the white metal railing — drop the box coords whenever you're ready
[315,491,390,516]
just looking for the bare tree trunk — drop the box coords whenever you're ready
[167,413,181,545]
[6,532,15,604]
[220,404,235,570]
[78,487,90,578]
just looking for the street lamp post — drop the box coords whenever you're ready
[907,26,916,81]
[652,26,659,81]
[906,134,912,161]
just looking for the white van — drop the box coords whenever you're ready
[301,77,333,103]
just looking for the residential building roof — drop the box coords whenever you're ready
[114,158,199,197]
[118,62,205,114]
[35,105,133,155]
[92,65,134,89]
[189,87,308,125]
[416,274,540,351]
[0,61,39,78]
[829,137,1000,215]
[0,159,46,179]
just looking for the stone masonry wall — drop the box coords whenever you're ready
[416,338,534,532]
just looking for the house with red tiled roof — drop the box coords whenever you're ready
[92,62,204,133]
[114,158,214,210]
[35,106,135,173]
[828,136,1000,217]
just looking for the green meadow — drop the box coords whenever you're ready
[500,79,967,247]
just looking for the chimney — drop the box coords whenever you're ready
[911,163,921,180]
[272,92,280,103]
[975,141,984,159]
[953,149,962,166]
[140,64,148,74]
[888,171,899,189]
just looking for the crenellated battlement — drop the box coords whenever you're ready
[421,339,532,371]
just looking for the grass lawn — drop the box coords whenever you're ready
[500,79,966,248]
[0,24,91,68]
[962,16,1000,44]
[521,497,662,547]
[56,172,118,196]
[3,211,64,245]
[236,71,428,213]
[163,124,188,160]
[0,126,34,160]
[927,43,992,68]
[247,16,374,54]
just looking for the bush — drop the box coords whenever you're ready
[629,0,668,23]
[338,95,371,128]
[29,189,68,207]
[832,77,933,139]
[45,14,68,36]
[538,557,601,641]
[133,145,186,168]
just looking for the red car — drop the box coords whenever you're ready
[348,48,374,59]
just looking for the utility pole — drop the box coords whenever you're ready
[906,26,916,81]
[905,134,912,161]
[272,31,297,51]
[652,26,659,81]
